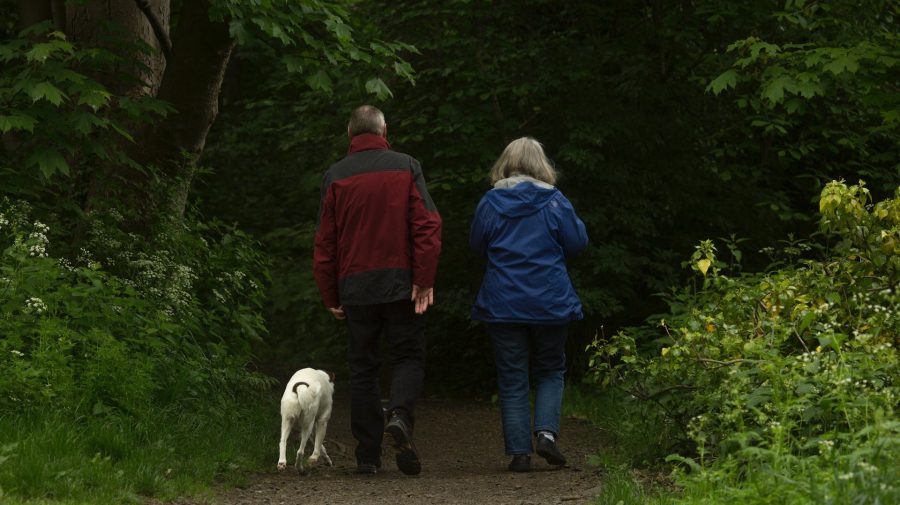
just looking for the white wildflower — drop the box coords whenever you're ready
[25,297,47,315]
[858,462,878,473]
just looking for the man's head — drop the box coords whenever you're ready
[348,105,386,138]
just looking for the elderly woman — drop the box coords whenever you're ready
[469,137,589,472]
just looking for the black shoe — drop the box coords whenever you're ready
[384,413,422,476]
[508,454,531,472]
[355,458,381,474]
[355,463,378,474]
[535,433,566,466]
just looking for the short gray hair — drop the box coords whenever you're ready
[489,137,558,185]
[348,105,386,136]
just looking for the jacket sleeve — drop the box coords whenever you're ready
[552,193,589,258]
[469,197,492,257]
[313,173,340,308]
[408,159,442,288]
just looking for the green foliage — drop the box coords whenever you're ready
[213,0,417,99]
[0,196,275,502]
[589,181,900,504]
[704,0,899,203]
[0,197,272,412]
[0,24,169,190]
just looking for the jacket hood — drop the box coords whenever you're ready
[487,175,557,218]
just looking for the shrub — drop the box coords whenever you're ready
[0,197,272,415]
[589,181,899,504]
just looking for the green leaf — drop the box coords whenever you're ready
[706,70,737,95]
[347,47,372,63]
[749,41,780,58]
[797,311,816,334]
[27,149,70,178]
[365,77,393,100]
[393,60,415,84]
[697,258,712,275]
[71,112,109,134]
[25,40,72,62]
[746,386,772,408]
[283,55,304,73]
[27,81,66,105]
[229,20,250,44]
[77,89,111,110]
[325,17,353,44]
[665,454,703,472]
[0,114,37,133]
[823,54,860,75]
[762,76,793,104]
[306,70,333,94]
[109,122,135,142]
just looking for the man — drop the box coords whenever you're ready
[313,105,442,475]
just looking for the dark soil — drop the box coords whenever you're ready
[171,391,607,505]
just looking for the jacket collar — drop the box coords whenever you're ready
[349,133,391,154]
[493,173,555,190]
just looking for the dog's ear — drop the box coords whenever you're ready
[328,371,335,383]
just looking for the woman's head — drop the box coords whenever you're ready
[489,137,557,186]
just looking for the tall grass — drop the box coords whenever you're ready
[563,384,679,505]
[0,397,277,504]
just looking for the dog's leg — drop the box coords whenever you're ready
[277,416,292,471]
[310,418,332,466]
[295,423,314,474]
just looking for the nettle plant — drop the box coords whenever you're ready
[589,180,899,503]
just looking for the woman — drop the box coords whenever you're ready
[469,137,589,472]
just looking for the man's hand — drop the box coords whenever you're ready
[411,284,434,314]
[328,306,346,320]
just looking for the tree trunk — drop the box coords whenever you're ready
[67,0,234,229]
[63,0,171,228]
[17,0,52,32]
[65,0,169,96]
[136,0,235,220]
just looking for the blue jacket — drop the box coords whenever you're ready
[469,176,588,324]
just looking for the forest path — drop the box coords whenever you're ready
[173,390,606,505]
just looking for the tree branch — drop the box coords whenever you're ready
[133,0,172,59]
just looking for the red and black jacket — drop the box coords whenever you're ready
[313,133,442,308]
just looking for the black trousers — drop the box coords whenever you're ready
[344,300,426,465]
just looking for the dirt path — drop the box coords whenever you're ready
[175,391,606,505]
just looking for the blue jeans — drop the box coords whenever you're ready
[488,323,567,455]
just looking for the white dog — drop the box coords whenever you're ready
[277,368,334,473]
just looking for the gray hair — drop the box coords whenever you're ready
[489,137,558,185]
[348,105,386,136]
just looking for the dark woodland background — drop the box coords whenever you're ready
[0,1,897,503]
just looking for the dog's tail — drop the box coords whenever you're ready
[292,381,322,402]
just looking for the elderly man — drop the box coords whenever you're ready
[313,105,442,475]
